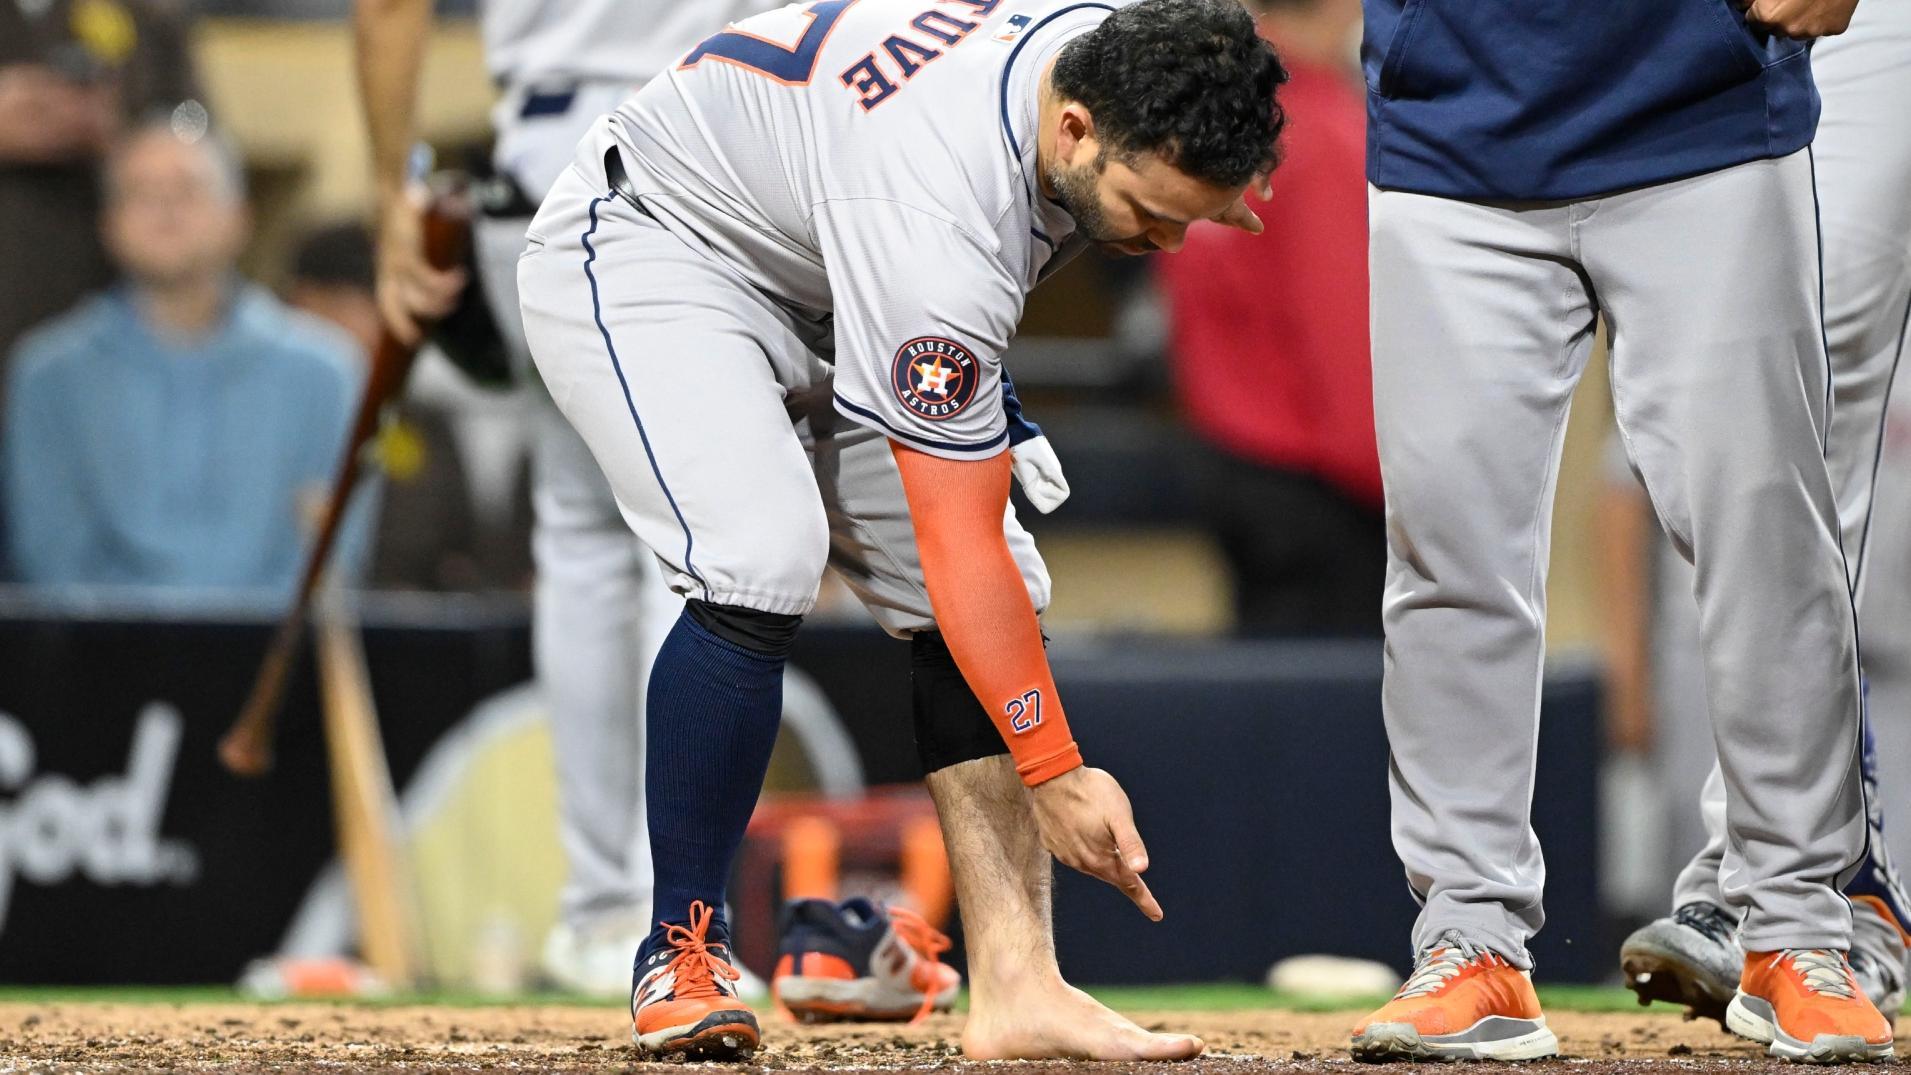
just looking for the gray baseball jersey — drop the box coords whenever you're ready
[484,0,773,200]
[603,0,1113,460]
[483,0,765,92]
[516,0,1104,627]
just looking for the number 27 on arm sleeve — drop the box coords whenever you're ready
[891,441,1083,785]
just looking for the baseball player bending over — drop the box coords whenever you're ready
[1352,0,1891,1063]
[518,0,1284,1059]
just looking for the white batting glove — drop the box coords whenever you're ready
[1010,435,1070,514]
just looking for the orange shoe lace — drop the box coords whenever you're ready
[886,905,953,1024]
[660,900,741,1001]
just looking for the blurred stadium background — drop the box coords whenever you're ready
[6,0,1899,1004]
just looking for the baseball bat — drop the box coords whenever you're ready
[219,183,473,777]
[315,581,420,989]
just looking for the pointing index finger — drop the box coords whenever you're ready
[1110,815,1161,920]
[1115,856,1163,921]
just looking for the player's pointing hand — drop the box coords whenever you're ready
[1030,766,1163,921]
[375,185,467,345]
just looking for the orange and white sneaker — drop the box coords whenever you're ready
[1351,931,1558,1061]
[630,901,760,1059]
[771,898,961,1023]
[1726,949,1894,1063]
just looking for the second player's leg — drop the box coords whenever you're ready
[1626,6,1911,1023]
[1790,7,1911,989]
[1347,188,1596,1063]
[519,164,833,1058]
[808,411,1198,1060]
[476,210,661,994]
[1367,188,1595,967]
[928,756,1203,1061]
[1586,149,1865,955]
[1583,149,1888,1060]
[531,403,659,974]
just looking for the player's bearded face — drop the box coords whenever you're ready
[1045,147,1247,256]
[1045,150,1144,250]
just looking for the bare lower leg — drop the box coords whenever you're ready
[925,756,1203,1061]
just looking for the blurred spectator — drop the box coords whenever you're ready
[3,120,366,595]
[1157,0,1375,637]
[0,0,198,364]
[285,221,509,591]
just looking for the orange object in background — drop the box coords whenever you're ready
[781,815,842,901]
[899,815,952,930]
[236,956,391,999]
[735,788,955,978]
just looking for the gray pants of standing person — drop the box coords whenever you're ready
[1372,147,1869,966]
[1671,2,1911,955]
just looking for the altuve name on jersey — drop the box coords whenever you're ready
[840,0,1001,112]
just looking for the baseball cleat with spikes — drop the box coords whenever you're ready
[630,901,760,1059]
[1621,901,1742,1026]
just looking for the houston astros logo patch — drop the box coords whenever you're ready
[891,336,979,421]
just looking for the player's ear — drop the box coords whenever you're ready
[1056,103,1095,168]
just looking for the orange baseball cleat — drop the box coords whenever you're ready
[1726,949,1894,1063]
[630,901,761,1059]
[1351,931,1558,1061]
[772,898,961,1023]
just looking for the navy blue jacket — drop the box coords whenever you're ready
[1364,0,1818,200]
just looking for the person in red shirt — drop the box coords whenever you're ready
[1158,0,1374,636]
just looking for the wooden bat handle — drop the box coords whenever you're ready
[220,190,472,777]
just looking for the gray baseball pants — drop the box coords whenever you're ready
[477,210,667,938]
[1671,4,1911,950]
[1373,147,1868,966]
[516,150,1049,639]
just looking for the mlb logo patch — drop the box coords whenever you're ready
[994,13,1031,43]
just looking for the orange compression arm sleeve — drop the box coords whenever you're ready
[891,440,1083,786]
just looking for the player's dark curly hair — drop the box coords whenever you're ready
[1051,0,1288,188]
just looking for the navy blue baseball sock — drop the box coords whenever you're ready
[1845,681,1911,931]
[637,601,797,962]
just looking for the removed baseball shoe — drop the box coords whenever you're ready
[630,901,760,1059]
[1621,901,1741,1027]
[772,897,960,1023]
[1726,949,1893,1063]
[1350,930,1557,1061]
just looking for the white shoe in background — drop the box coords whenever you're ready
[541,920,648,998]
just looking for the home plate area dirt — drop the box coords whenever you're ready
[0,1002,1905,1073]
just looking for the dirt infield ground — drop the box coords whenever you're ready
[2,1001,1906,1074]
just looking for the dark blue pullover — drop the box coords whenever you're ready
[1364,0,1819,200]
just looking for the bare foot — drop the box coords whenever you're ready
[962,982,1205,1061]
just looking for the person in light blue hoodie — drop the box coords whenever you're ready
[1352,0,1896,1063]
[3,118,369,601]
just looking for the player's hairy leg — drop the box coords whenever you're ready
[925,755,1204,1061]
